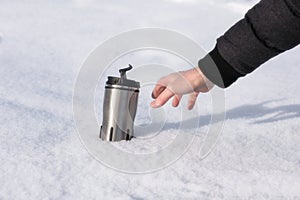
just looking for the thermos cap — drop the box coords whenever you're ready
[106,76,140,88]
[106,64,140,88]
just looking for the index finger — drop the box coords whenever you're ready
[151,83,166,99]
[151,77,168,99]
[150,88,175,108]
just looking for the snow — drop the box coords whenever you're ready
[0,0,299,199]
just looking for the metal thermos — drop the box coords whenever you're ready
[100,65,140,141]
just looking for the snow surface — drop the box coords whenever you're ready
[1,0,300,199]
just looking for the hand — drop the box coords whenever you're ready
[150,67,214,110]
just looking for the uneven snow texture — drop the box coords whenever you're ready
[0,0,299,199]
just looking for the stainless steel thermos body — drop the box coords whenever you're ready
[100,65,140,141]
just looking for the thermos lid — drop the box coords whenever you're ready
[106,65,140,88]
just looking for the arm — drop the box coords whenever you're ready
[199,0,300,88]
[151,0,300,109]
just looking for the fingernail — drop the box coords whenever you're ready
[150,101,156,108]
[151,93,156,99]
[150,100,160,108]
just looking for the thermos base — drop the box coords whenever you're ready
[99,125,134,142]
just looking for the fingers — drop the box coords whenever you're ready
[172,95,182,107]
[150,88,175,108]
[151,69,203,109]
[187,92,199,110]
[151,90,198,109]
[151,78,168,99]
[151,84,166,99]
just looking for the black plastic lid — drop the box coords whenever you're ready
[106,65,140,88]
[106,76,140,88]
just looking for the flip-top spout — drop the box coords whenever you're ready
[119,64,133,79]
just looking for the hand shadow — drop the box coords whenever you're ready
[136,100,300,137]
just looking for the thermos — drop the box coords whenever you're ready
[100,65,140,141]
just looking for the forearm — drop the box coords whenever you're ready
[199,0,300,88]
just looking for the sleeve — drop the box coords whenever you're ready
[198,0,300,88]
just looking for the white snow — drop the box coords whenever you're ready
[0,0,299,199]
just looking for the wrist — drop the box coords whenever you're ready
[192,67,214,92]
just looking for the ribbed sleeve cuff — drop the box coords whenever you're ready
[198,46,245,88]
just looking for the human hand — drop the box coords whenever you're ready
[150,67,214,110]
